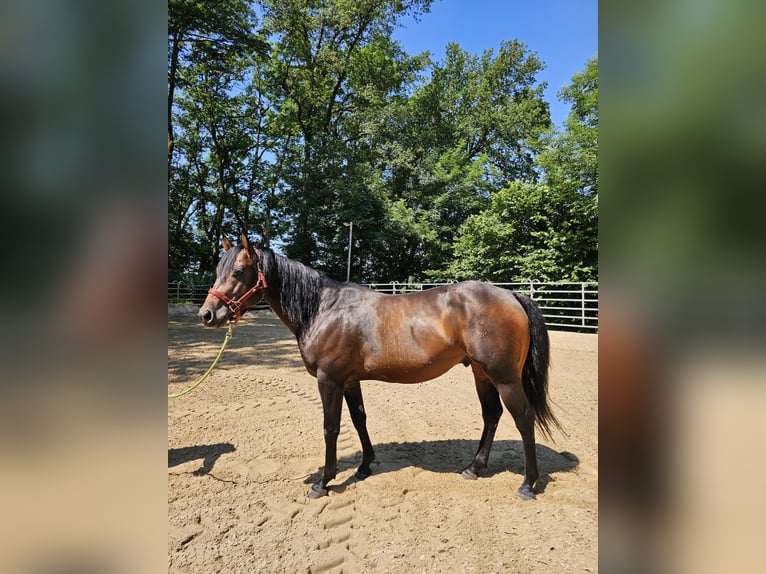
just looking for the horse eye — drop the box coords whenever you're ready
[233,268,244,279]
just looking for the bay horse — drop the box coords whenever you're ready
[198,235,562,500]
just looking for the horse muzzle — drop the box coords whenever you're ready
[198,301,231,327]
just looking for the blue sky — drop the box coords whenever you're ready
[392,0,598,128]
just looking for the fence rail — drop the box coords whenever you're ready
[167,281,271,310]
[169,280,598,332]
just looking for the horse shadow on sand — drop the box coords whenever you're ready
[168,443,236,476]
[304,439,580,495]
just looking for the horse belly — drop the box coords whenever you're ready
[362,347,465,384]
[361,296,468,383]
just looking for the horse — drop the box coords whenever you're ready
[198,234,562,500]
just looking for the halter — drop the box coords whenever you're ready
[207,252,268,325]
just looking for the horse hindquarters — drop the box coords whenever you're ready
[461,289,555,499]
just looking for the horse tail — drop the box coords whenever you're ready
[513,292,564,441]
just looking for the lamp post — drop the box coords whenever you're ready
[342,221,353,282]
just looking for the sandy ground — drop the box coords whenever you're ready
[168,309,597,573]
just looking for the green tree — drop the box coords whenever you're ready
[444,56,598,282]
[259,0,434,274]
[168,0,270,277]
[168,0,266,169]
[446,182,569,281]
[537,56,598,279]
[370,41,551,279]
[168,3,594,286]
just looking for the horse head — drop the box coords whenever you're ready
[198,234,267,327]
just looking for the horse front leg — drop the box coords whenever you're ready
[308,373,344,499]
[344,381,376,480]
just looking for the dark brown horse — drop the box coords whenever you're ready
[198,235,562,500]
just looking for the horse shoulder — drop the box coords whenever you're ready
[298,286,379,380]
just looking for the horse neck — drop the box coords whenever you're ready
[261,253,324,340]
[262,289,298,336]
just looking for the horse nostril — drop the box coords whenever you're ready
[202,309,213,325]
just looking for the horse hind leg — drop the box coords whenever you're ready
[461,364,503,480]
[496,379,539,500]
[344,381,376,480]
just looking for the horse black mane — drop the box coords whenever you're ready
[257,247,338,340]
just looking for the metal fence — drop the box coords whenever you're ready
[167,281,271,309]
[168,281,208,305]
[169,280,598,332]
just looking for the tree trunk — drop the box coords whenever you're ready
[168,33,182,172]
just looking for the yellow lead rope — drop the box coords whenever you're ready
[168,324,233,399]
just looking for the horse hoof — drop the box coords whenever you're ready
[461,468,479,480]
[516,485,536,501]
[307,483,328,499]
[355,468,372,481]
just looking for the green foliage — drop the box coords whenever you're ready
[444,182,594,282]
[168,2,597,284]
[169,0,272,275]
[442,57,598,282]
[372,41,551,277]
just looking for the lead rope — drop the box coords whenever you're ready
[168,322,234,399]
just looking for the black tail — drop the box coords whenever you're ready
[513,292,564,441]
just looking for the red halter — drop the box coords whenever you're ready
[208,254,268,325]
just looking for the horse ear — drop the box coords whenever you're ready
[241,233,251,253]
[222,236,233,251]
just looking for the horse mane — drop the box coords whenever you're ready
[257,247,335,340]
